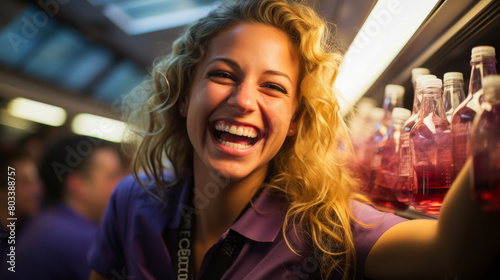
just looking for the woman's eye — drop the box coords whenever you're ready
[264,83,288,94]
[207,71,235,81]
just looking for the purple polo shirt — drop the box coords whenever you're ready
[88,174,406,279]
[13,203,98,280]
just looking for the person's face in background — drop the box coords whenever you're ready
[14,158,43,219]
[81,148,123,221]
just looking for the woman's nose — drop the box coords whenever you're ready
[227,80,258,114]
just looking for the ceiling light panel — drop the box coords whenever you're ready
[335,0,439,113]
[101,0,221,35]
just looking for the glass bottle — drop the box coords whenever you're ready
[365,85,404,196]
[452,46,497,179]
[411,68,430,118]
[412,67,430,89]
[470,75,500,211]
[410,77,452,215]
[370,107,411,211]
[376,84,405,132]
[443,72,465,122]
[357,107,385,195]
[349,97,377,156]
[397,75,436,204]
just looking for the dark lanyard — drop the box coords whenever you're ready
[173,188,258,280]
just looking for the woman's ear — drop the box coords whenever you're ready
[287,113,299,136]
[178,96,188,117]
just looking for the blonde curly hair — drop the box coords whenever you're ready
[125,0,362,278]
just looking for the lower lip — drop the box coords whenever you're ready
[209,128,261,156]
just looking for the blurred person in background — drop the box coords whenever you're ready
[0,152,43,276]
[13,134,124,280]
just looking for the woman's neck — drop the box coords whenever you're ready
[192,159,266,247]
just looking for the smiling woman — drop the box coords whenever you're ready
[87,0,500,280]
[90,1,364,278]
[181,23,300,183]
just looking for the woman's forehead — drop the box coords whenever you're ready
[205,24,300,81]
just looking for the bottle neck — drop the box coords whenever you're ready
[469,58,497,97]
[383,94,401,120]
[411,86,422,114]
[420,88,447,119]
[443,80,466,103]
[392,119,406,130]
[444,79,464,88]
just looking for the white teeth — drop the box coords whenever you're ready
[236,127,244,136]
[229,125,237,134]
[218,139,252,149]
[214,122,258,139]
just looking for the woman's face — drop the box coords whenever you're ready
[182,23,300,181]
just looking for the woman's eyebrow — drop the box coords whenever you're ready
[262,70,292,85]
[207,57,292,84]
[207,57,240,70]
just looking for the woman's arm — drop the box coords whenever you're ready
[89,270,108,280]
[365,158,500,280]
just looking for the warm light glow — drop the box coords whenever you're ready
[6,98,67,127]
[335,0,439,113]
[72,113,128,143]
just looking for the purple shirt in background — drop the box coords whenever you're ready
[12,203,98,280]
[88,174,407,279]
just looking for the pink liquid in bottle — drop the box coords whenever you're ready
[470,76,500,211]
[410,78,453,215]
[473,150,500,211]
[451,102,478,177]
[371,108,411,211]
[411,155,453,215]
[362,85,404,196]
[452,46,497,179]
[397,74,435,204]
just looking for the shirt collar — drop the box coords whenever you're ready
[230,187,287,243]
[169,176,287,243]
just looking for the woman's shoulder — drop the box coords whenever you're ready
[349,199,408,241]
[112,170,179,201]
[108,170,187,219]
[349,200,407,225]
[349,199,408,274]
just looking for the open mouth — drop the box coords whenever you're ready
[212,120,261,150]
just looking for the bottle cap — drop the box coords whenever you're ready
[415,74,436,88]
[411,68,430,83]
[471,46,496,62]
[482,75,500,101]
[369,107,385,123]
[356,97,376,115]
[392,107,411,121]
[483,75,500,90]
[421,77,442,88]
[443,72,463,82]
[385,84,405,99]
[357,97,377,109]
